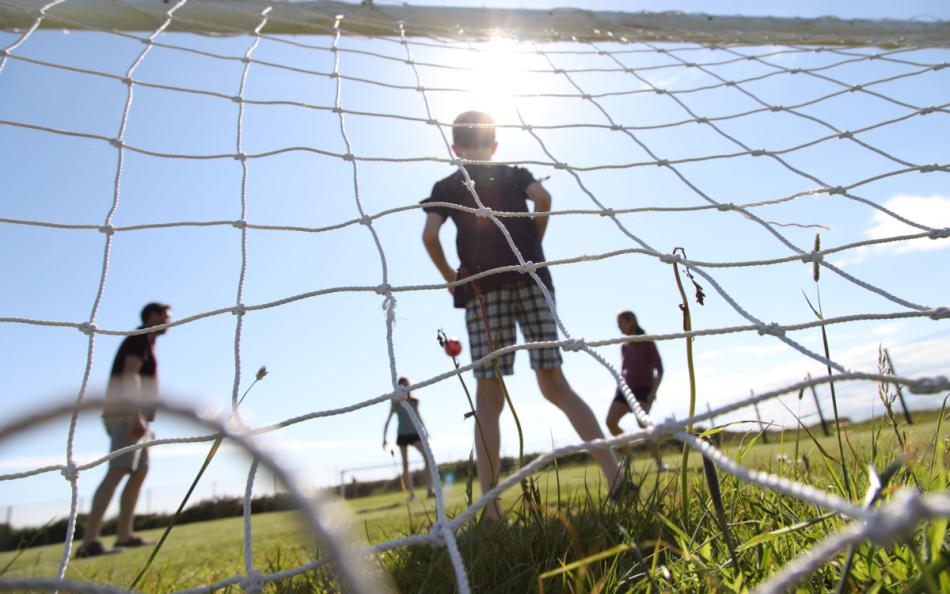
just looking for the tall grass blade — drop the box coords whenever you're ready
[883,348,914,425]
[700,452,738,568]
[806,373,831,437]
[129,369,265,590]
[834,457,906,594]
[129,437,222,590]
[930,395,949,475]
[803,288,852,499]
[0,516,58,577]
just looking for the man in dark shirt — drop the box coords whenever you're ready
[421,112,624,521]
[76,302,170,558]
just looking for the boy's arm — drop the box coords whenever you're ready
[526,181,552,240]
[422,212,456,293]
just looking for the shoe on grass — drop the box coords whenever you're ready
[75,540,107,559]
[609,479,641,504]
[115,535,153,548]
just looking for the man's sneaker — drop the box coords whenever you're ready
[75,540,106,559]
[115,536,153,548]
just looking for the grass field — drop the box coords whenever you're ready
[1,410,948,592]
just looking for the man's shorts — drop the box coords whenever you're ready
[465,281,562,379]
[104,419,148,473]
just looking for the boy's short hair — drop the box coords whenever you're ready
[452,111,495,149]
[397,376,410,386]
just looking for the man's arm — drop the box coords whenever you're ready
[119,354,148,439]
[422,212,456,293]
[526,181,552,240]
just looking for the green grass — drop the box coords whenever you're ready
[1,412,948,592]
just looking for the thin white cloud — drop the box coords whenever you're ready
[650,330,950,429]
[871,322,907,337]
[0,454,88,470]
[833,194,950,267]
[0,438,376,472]
[698,342,790,361]
[866,194,950,252]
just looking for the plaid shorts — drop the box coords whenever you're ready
[465,281,562,379]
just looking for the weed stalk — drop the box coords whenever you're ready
[129,366,267,590]
[804,233,852,500]
[437,329,496,489]
[883,348,914,425]
[671,247,704,523]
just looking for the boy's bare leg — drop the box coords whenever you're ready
[475,377,505,521]
[411,442,436,497]
[84,467,126,544]
[536,368,623,492]
[399,445,415,499]
[116,467,146,542]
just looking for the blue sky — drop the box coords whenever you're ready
[0,0,948,527]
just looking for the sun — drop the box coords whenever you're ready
[457,33,533,124]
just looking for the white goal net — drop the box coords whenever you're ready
[1,1,948,593]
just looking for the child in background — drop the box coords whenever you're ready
[606,310,666,471]
[382,377,436,500]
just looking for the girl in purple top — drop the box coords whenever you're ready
[606,310,666,470]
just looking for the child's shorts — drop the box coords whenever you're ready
[613,386,652,412]
[396,433,421,447]
[465,281,562,379]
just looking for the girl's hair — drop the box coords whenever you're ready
[617,310,645,335]
[397,377,417,399]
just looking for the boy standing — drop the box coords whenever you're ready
[421,111,625,521]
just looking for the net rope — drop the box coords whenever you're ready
[0,1,948,592]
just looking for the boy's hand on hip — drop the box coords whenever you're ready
[444,270,457,294]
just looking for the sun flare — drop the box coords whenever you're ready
[460,34,531,122]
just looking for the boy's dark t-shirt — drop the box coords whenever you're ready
[421,164,553,307]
